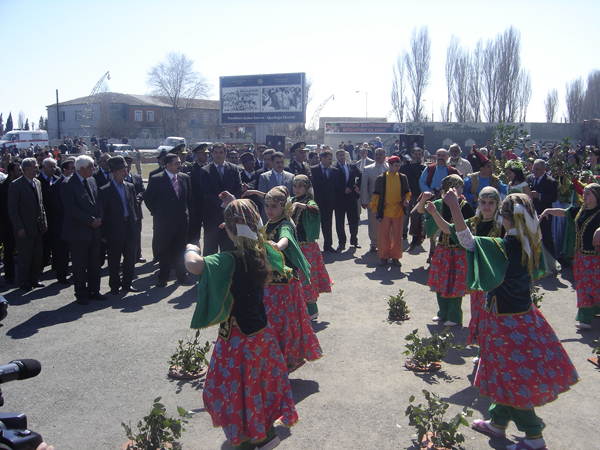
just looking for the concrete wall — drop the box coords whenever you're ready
[322,119,584,157]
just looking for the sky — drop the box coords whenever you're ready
[1,0,599,131]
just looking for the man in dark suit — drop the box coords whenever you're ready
[8,158,48,291]
[286,142,313,181]
[94,153,112,188]
[50,158,75,284]
[1,161,23,285]
[311,150,341,252]
[333,148,362,250]
[149,150,168,178]
[124,155,146,263]
[254,144,268,171]
[249,149,273,189]
[145,153,193,287]
[100,156,140,294]
[200,142,243,256]
[61,155,106,304]
[188,144,209,245]
[37,157,59,268]
[528,159,559,260]
[239,152,262,212]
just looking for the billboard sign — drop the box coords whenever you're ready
[220,72,306,124]
[325,122,406,134]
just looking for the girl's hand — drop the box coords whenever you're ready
[443,188,459,207]
[424,201,437,215]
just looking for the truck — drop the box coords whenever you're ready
[0,130,49,151]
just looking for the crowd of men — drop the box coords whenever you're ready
[1,138,598,304]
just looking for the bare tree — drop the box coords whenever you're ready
[439,104,450,122]
[582,69,600,120]
[390,54,407,122]
[482,37,500,122]
[452,46,472,122]
[565,77,585,123]
[18,111,26,129]
[544,89,559,122]
[404,26,431,122]
[444,35,460,122]
[468,40,483,122]
[147,52,211,134]
[517,70,532,122]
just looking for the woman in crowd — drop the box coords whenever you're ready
[184,199,297,450]
[262,186,323,372]
[425,186,504,357]
[291,175,332,321]
[418,174,475,327]
[444,190,579,450]
[540,183,600,330]
[506,160,531,196]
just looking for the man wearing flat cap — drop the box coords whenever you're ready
[188,144,209,244]
[99,156,139,294]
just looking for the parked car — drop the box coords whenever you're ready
[157,136,186,152]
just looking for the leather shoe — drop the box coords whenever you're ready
[324,246,337,253]
[369,246,377,252]
[156,279,168,288]
[352,243,361,249]
[137,257,147,263]
[32,282,45,288]
[379,259,388,266]
[20,284,32,292]
[110,288,120,295]
[178,276,193,285]
[336,245,345,252]
[57,278,71,285]
[75,296,89,305]
[392,259,402,267]
[122,286,140,293]
[89,292,108,301]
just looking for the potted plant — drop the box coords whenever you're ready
[589,339,600,368]
[168,330,211,379]
[531,286,545,309]
[122,397,191,450]
[403,328,462,372]
[406,390,472,449]
[387,289,410,321]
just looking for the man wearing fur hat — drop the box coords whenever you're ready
[99,156,139,294]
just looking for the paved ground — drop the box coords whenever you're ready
[1,206,597,449]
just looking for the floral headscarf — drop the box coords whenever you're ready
[441,174,464,194]
[224,199,265,251]
[265,185,293,219]
[293,174,314,199]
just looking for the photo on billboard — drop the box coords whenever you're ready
[220,72,306,124]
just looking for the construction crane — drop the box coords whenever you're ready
[81,71,110,139]
[308,94,334,130]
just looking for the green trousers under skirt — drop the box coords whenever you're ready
[436,293,463,324]
[489,403,543,438]
[575,304,600,324]
[307,302,318,316]
[238,425,276,449]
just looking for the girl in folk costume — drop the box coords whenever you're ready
[291,175,333,321]
[445,190,579,450]
[184,199,297,450]
[425,186,504,355]
[418,174,475,327]
[539,183,600,330]
[263,186,323,373]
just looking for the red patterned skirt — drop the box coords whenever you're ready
[573,252,600,309]
[203,325,299,446]
[468,291,486,346]
[263,280,323,366]
[299,242,333,303]
[474,301,579,409]
[427,245,468,298]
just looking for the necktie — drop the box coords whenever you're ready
[325,168,329,179]
[83,178,94,202]
[277,173,282,185]
[217,165,223,180]
[172,175,180,198]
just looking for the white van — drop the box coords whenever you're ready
[157,136,186,152]
[0,130,49,150]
